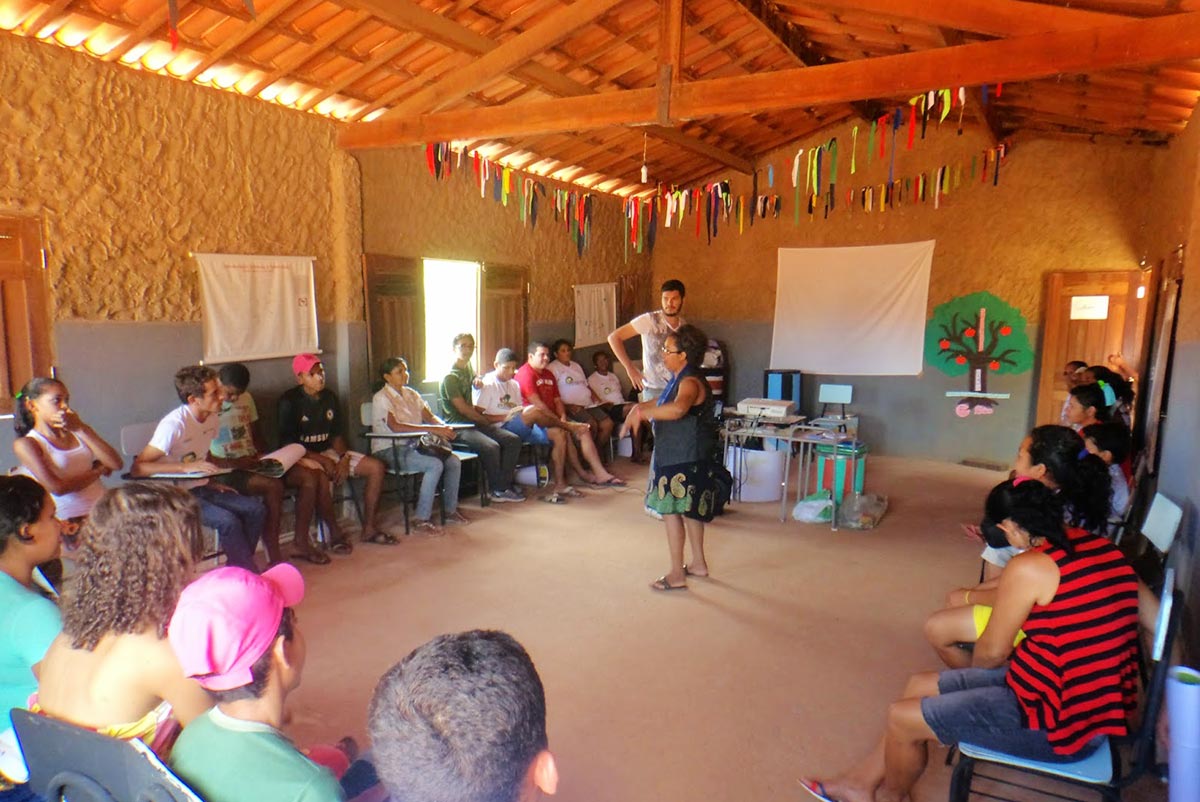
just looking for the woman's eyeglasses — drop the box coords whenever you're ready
[661,346,684,354]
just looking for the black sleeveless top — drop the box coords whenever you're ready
[652,367,717,466]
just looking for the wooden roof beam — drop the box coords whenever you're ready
[729,0,883,121]
[342,0,752,171]
[242,8,372,97]
[183,0,307,81]
[100,0,194,62]
[339,12,1200,147]
[384,0,627,118]
[802,0,1131,38]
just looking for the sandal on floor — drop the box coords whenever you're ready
[597,476,627,486]
[290,549,332,565]
[540,492,566,504]
[560,485,586,498]
[797,779,840,802]
[410,520,442,536]
[364,530,400,546]
[650,576,687,592]
[329,540,354,555]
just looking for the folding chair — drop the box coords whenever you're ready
[11,708,201,802]
[947,568,1183,802]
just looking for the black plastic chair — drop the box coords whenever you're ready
[11,708,201,802]
[946,567,1182,802]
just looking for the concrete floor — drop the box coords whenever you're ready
[282,455,1168,802]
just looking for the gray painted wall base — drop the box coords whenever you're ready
[1,320,368,474]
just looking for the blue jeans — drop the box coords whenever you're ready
[390,446,460,521]
[921,667,1104,762]
[191,486,265,571]
[455,425,521,492]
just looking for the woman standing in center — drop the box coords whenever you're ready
[623,324,720,592]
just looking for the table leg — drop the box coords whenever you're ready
[779,442,792,522]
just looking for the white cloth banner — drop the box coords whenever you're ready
[770,241,934,375]
[574,282,617,348]
[196,253,319,363]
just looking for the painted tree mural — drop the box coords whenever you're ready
[925,291,1034,416]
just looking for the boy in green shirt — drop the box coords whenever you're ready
[168,563,344,802]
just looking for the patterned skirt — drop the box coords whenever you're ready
[645,459,726,522]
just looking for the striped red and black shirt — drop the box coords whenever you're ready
[1006,527,1140,756]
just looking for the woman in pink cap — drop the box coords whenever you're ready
[33,483,213,755]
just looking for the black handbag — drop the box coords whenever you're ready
[416,433,453,460]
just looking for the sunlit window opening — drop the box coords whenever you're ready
[423,259,480,382]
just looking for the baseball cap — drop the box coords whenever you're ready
[168,564,305,691]
[292,353,322,376]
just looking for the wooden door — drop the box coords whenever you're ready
[0,214,52,415]
[479,264,527,368]
[362,254,423,384]
[1036,270,1149,425]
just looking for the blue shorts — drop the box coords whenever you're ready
[502,417,550,446]
[920,668,1103,763]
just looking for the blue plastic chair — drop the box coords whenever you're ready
[947,568,1181,802]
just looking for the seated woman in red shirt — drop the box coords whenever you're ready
[800,478,1140,802]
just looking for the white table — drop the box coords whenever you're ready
[721,418,860,530]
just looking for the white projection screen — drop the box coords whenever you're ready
[770,241,934,375]
[196,253,319,363]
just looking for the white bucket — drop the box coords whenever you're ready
[724,447,785,502]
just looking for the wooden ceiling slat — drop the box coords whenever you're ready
[384,0,626,117]
[240,6,370,95]
[99,0,194,61]
[183,0,308,80]
[297,29,420,109]
[22,0,75,36]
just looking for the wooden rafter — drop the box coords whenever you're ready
[384,0,626,118]
[298,31,423,111]
[339,11,1200,148]
[22,0,75,37]
[184,0,307,81]
[341,0,752,171]
[242,8,372,97]
[100,0,195,62]
[801,0,1128,38]
[729,0,883,121]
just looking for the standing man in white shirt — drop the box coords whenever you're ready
[607,279,687,402]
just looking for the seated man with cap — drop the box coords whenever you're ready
[168,563,346,802]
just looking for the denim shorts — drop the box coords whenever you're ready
[920,668,1103,763]
[502,417,550,445]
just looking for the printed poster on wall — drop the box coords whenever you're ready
[195,253,319,363]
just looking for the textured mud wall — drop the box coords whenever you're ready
[357,150,653,323]
[0,34,363,322]
[650,122,1154,326]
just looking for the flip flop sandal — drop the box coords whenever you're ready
[540,492,566,504]
[797,779,840,802]
[409,521,443,537]
[683,564,710,578]
[599,476,628,487]
[364,531,400,546]
[560,486,586,498]
[650,576,687,592]
[328,540,354,555]
[290,550,332,565]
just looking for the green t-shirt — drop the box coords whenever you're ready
[170,708,344,802]
[0,573,61,728]
[438,364,476,424]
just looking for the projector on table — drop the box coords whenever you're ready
[735,398,796,419]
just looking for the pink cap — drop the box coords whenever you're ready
[168,564,305,691]
[292,354,322,376]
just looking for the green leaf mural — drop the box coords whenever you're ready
[925,291,1034,411]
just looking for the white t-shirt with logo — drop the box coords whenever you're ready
[632,310,685,391]
[148,405,219,488]
[474,372,523,417]
[548,360,595,407]
[588,371,625,405]
[370,385,430,454]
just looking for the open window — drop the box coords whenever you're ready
[0,214,53,416]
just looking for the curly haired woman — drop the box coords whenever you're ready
[32,483,213,755]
